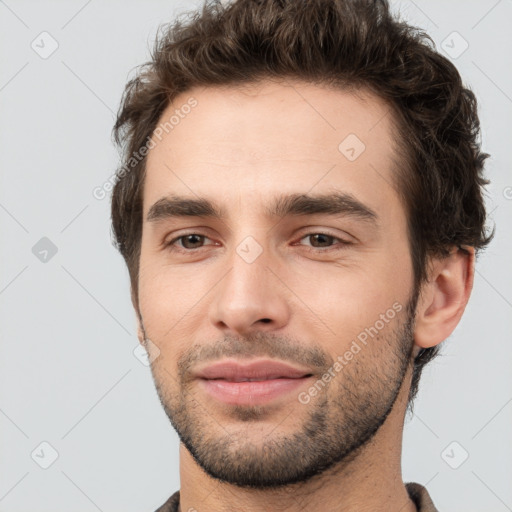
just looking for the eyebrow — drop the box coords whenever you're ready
[146,192,378,226]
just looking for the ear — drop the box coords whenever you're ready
[131,286,146,346]
[413,246,475,351]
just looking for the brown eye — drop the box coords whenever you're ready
[177,234,206,249]
[166,233,214,252]
[297,232,352,252]
[306,233,337,248]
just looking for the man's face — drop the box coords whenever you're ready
[138,79,417,487]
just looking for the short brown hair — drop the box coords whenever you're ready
[111,0,493,409]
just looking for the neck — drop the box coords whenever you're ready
[178,364,417,512]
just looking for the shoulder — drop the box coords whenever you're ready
[154,490,180,512]
[406,482,439,512]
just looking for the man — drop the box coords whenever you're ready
[110,0,492,510]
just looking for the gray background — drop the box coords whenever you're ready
[0,0,511,511]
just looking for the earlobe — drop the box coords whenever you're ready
[136,321,145,346]
[414,246,475,349]
[131,286,146,346]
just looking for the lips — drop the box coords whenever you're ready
[195,359,314,406]
[195,359,313,381]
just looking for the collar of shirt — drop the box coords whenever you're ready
[154,481,439,512]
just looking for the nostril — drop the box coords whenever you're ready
[260,318,271,323]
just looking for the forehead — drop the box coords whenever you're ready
[143,79,403,223]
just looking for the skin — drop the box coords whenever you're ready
[135,79,474,512]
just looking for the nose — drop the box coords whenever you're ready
[209,245,291,336]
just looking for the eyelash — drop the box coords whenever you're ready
[165,232,352,254]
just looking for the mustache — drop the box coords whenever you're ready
[176,332,332,382]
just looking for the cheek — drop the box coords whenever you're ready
[294,253,406,301]
[284,259,410,344]
[137,260,215,342]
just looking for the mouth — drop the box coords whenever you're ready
[199,376,313,406]
[195,358,314,406]
[205,375,312,382]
